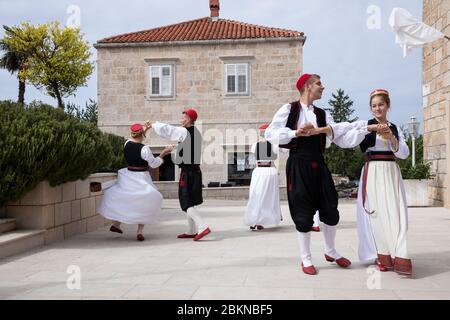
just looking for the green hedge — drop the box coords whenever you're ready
[0,100,126,205]
[397,135,433,180]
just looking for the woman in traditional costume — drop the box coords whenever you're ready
[244,123,282,231]
[331,89,412,276]
[97,123,172,241]
[355,89,412,276]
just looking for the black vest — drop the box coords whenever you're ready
[360,119,400,153]
[174,125,202,168]
[279,101,327,158]
[124,141,148,168]
[256,141,278,161]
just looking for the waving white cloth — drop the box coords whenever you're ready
[389,7,447,57]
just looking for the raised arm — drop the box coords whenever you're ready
[151,122,188,142]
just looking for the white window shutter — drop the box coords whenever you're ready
[237,64,247,93]
[226,64,236,93]
[161,66,172,96]
[150,66,160,95]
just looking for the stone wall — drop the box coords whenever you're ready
[6,173,117,244]
[96,40,303,186]
[423,0,450,206]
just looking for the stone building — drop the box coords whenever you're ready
[94,0,305,187]
[422,0,450,207]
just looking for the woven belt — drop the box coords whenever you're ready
[257,162,272,167]
[127,166,149,172]
[362,153,396,214]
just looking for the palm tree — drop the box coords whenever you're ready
[0,38,27,104]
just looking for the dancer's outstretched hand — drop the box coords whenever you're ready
[161,145,174,157]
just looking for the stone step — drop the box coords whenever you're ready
[0,230,45,260]
[0,218,17,234]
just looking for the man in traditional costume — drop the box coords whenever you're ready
[244,123,282,231]
[149,108,211,241]
[265,74,368,275]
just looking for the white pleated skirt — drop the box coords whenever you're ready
[244,167,282,227]
[356,161,409,261]
[98,168,163,225]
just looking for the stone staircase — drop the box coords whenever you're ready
[0,218,45,259]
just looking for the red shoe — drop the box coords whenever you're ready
[393,257,412,277]
[256,225,264,230]
[375,259,388,272]
[325,254,351,268]
[311,226,321,232]
[193,228,211,241]
[377,254,394,271]
[137,234,145,241]
[177,233,197,239]
[110,225,123,234]
[301,263,317,275]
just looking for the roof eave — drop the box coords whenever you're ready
[94,36,306,49]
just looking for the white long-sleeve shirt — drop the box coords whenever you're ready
[152,122,188,142]
[264,102,370,148]
[124,140,163,168]
[331,120,410,159]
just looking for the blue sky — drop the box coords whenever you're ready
[0,0,423,130]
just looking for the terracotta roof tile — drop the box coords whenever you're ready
[97,17,303,44]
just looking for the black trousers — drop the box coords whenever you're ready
[179,166,203,212]
[286,156,339,233]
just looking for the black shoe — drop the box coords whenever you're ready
[110,225,123,234]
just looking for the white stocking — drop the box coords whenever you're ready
[297,231,313,267]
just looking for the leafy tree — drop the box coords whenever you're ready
[324,89,362,180]
[325,89,358,123]
[0,29,29,104]
[2,22,94,109]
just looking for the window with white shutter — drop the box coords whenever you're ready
[225,63,249,95]
[149,65,173,97]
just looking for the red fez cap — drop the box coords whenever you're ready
[183,108,198,122]
[130,123,143,133]
[370,89,390,98]
[259,123,269,130]
[296,74,312,92]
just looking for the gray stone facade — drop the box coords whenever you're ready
[423,0,450,206]
[96,39,304,185]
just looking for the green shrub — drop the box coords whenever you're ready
[65,98,98,125]
[99,133,127,172]
[397,135,433,180]
[0,100,125,204]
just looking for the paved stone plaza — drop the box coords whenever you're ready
[0,199,449,300]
